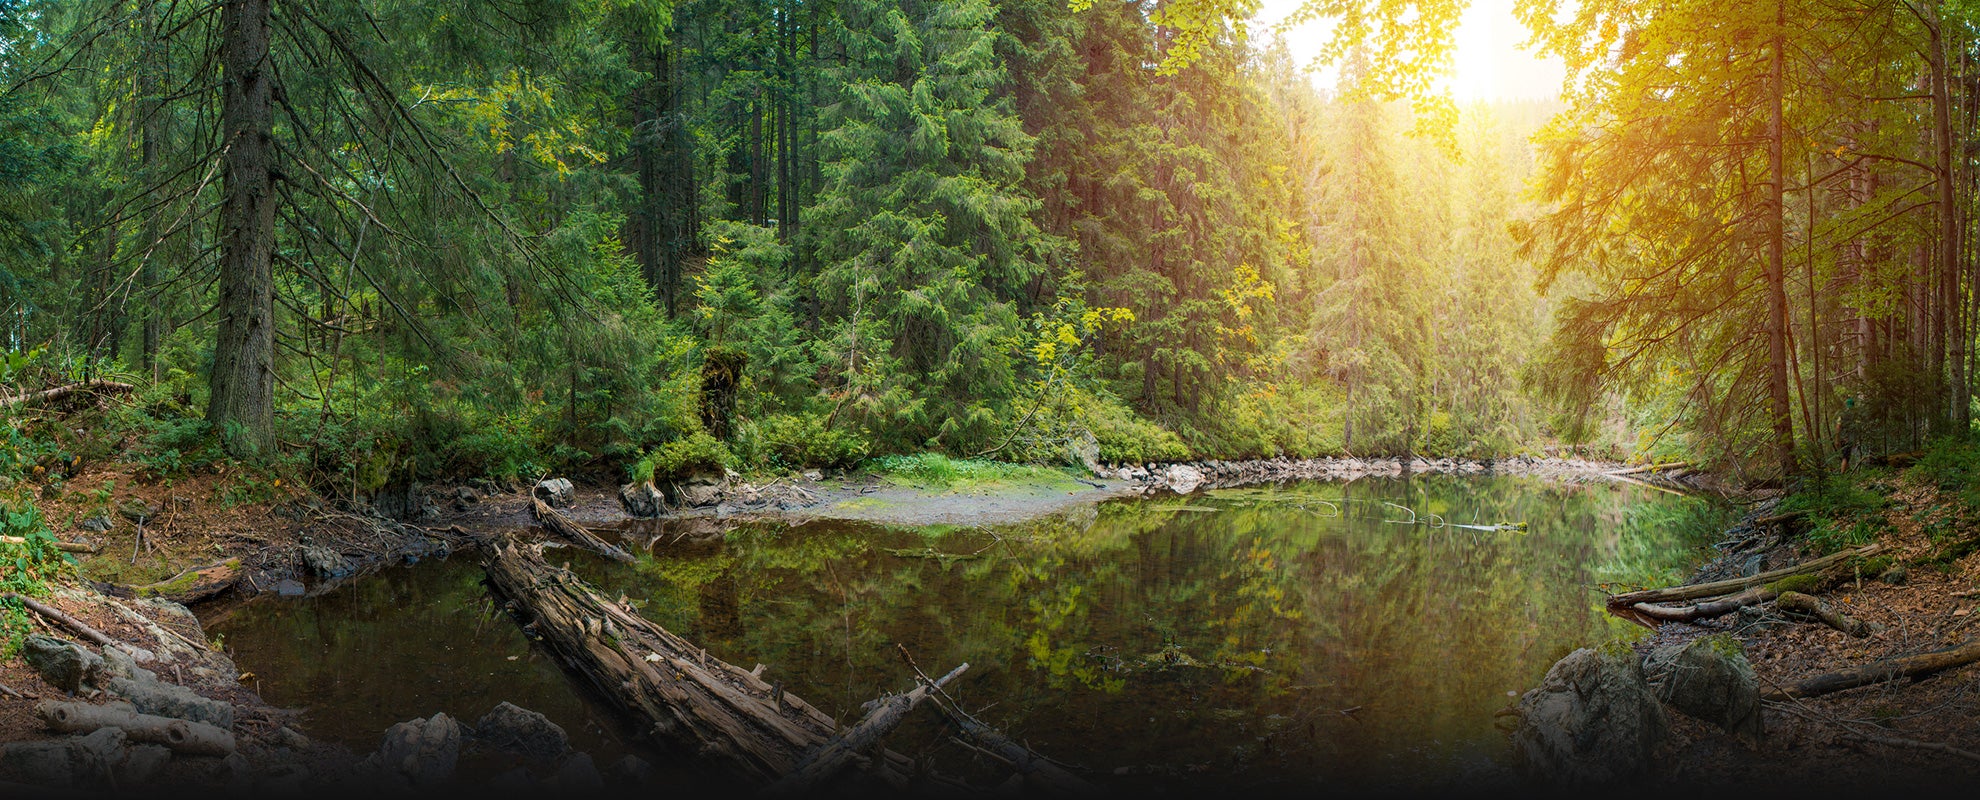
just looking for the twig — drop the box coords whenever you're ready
[4,592,153,662]
[1763,674,1980,763]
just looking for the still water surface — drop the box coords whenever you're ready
[207,475,1714,790]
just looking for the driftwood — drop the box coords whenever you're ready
[928,697,1092,796]
[530,498,636,563]
[1762,638,1980,701]
[0,535,97,554]
[3,592,155,662]
[133,558,241,604]
[37,700,235,756]
[1777,590,1881,637]
[0,380,135,408]
[762,663,970,796]
[1609,543,1886,610]
[1630,585,1777,624]
[484,539,930,787]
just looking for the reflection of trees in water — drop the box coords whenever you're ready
[562,477,1711,783]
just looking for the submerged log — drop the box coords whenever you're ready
[531,498,635,563]
[1764,638,1980,701]
[482,539,920,786]
[1608,543,1886,611]
[763,663,970,796]
[37,700,235,756]
[928,697,1093,796]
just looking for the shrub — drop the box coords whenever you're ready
[631,432,734,484]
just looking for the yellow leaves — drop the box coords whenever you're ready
[415,70,606,179]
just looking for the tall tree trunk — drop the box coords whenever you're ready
[1765,4,1797,476]
[139,6,167,382]
[1927,4,1969,433]
[208,0,278,456]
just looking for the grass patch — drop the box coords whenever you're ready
[866,453,1078,492]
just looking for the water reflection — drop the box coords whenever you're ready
[210,475,1716,792]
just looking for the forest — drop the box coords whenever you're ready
[9,1,1980,795]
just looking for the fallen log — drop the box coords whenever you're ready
[37,700,235,756]
[133,558,240,604]
[1609,461,1689,476]
[531,498,635,563]
[1778,590,1882,637]
[1595,470,1691,497]
[927,696,1093,796]
[1631,585,1775,624]
[0,535,97,554]
[1608,543,1886,610]
[0,380,135,408]
[3,592,155,662]
[1762,638,1980,702]
[763,663,970,796]
[482,539,926,787]
[1751,509,1808,528]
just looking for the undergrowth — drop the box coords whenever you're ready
[0,498,75,656]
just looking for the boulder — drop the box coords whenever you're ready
[617,482,666,519]
[1163,464,1204,495]
[0,728,171,790]
[1511,647,1669,786]
[299,545,352,580]
[606,754,656,786]
[367,712,462,787]
[1645,635,1762,742]
[473,702,569,761]
[22,634,104,694]
[533,478,576,509]
[550,752,605,792]
[79,515,114,533]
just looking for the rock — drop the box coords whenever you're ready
[23,634,105,694]
[1163,464,1204,495]
[1511,647,1669,785]
[1069,430,1103,475]
[550,752,605,792]
[533,478,576,509]
[79,515,114,533]
[1,740,78,787]
[276,726,312,750]
[273,579,306,596]
[117,498,159,524]
[617,482,666,519]
[473,702,569,761]
[368,712,462,787]
[1880,563,1909,585]
[605,754,655,786]
[1646,635,1762,742]
[105,672,235,730]
[661,473,726,508]
[101,646,149,682]
[299,544,352,580]
[802,469,823,482]
[0,728,170,790]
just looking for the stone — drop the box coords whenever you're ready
[617,482,666,519]
[473,701,569,761]
[79,515,114,533]
[299,544,352,579]
[1646,636,1762,742]
[605,754,656,786]
[368,712,462,787]
[550,752,605,792]
[22,634,104,694]
[802,470,823,482]
[1,740,77,788]
[664,474,725,508]
[1164,464,1204,495]
[273,579,306,596]
[1511,647,1669,786]
[533,478,576,509]
[1880,563,1909,585]
[277,726,312,750]
[1069,430,1102,475]
[105,673,235,730]
[116,498,159,524]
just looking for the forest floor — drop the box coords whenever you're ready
[1610,475,1980,792]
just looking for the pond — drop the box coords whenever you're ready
[204,474,1718,792]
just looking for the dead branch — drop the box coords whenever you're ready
[0,535,98,554]
[1763,638,1980,702]
[3,592,154,662]
[1609,543,1886,609]
[0,380,135,408]
[763,662,970,796]
[1778,590,1882,637]
[530,498,635,563]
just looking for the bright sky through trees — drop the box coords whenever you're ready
[1255,0,1565,101]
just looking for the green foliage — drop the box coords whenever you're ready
[866,453,1070,491]
[733,413,870,470]
[1908,437,1980,506]
[0,498,72,654]
[631,432,734,484]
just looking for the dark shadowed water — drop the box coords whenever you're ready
[205,474,1717,792]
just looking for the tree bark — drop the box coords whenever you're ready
[1763,638,1980,701]
[0,380,135,408]
[1607,543,1885,609]
[1765,1,1797,478]
[530,498,636,563]
[37,701,235,757]
[208,0,278,457]
[762,663,969,796]
[1777,590,1881,637]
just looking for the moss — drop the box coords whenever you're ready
[1859,556,1893,577]
[1694,632,1745,660]
[135,558,239,598]
[1766,573,1824,595]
